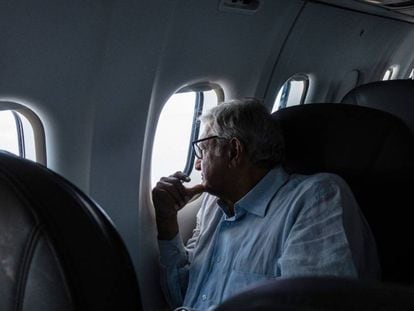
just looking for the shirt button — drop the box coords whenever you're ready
[202,294,207,301]
[216,257,221,263]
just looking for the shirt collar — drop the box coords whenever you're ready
[234,165,289,218]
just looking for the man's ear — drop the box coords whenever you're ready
[228,138,244,168]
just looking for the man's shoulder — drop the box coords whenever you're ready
[287,171,352,199]
[291,171,347,187]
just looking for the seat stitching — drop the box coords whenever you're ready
[14,224,42,311]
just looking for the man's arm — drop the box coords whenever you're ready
[152,171,204,239]
[152,171,205,307]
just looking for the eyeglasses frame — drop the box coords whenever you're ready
[191,135,228,159]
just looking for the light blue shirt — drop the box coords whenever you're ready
[158,166,380,310]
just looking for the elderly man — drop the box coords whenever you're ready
[152,99,379,311]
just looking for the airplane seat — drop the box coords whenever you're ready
[272,103,414,285]
[216,103,414,310]
[216,277,414,310]
[0,151,142,311]
[341,79,414,133]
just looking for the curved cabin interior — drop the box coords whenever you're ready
[1,0,414,310]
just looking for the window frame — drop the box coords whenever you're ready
[274,73,309,111]
[0,101,46,164]
[382,65,400,81]
[409,68,414,79]
[168,83,224,177]
[12,111,25,157]
[382,68,393,80]
[182,82,224,176]
[183,92,204,176]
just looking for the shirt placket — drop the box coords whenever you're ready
[198,215,232,307]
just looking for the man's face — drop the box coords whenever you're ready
[195,128,229,197]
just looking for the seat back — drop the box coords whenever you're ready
[0,151,141,310]
[272,104,414,285]
[341,79,414,133]
[216,277,414,311]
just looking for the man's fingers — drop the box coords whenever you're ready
[185,184,206,198]
[159,177,187,201]
[153,173,204,213]
[152,188,180,216]
[156,180,186,206]
[171,171,191,182]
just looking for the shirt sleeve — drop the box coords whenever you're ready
[158,234,188,308]
[278,175,359,278]
[158,206,203,308]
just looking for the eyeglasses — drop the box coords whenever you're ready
[192,135,227,159]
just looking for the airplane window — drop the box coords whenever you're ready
[0,110,36,161]
[272,74,309,112]
[0,110,19,155]
[188,89,218,187]
[382,68,393,80]
[382,66,400,80]
[151,89,219,187]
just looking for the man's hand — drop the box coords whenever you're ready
[152,171,205,240]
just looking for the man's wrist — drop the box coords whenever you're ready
[156,215,179,240]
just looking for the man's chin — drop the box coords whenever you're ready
[203,184,218,196]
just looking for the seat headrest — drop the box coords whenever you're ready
[341,79,414,132]
[272,103,414,179]
[0,151,142,310]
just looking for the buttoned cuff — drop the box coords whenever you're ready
[158,233,187,266]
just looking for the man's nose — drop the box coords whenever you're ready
[195,158,201,171]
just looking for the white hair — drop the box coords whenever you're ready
[200,98,284,169]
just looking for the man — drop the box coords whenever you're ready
[152,99,380,311]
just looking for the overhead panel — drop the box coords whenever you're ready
[218,0,261,14]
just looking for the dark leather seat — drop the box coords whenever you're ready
[217,103,414,310]
[341,79,414,132]
[0,151,141,310]
[216,277,414,311]
[273,103,414,284]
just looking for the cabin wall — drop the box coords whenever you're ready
[1,0,414,310]
[0,0,113,191]
[263,1,414,106]
[0,3,171,308]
